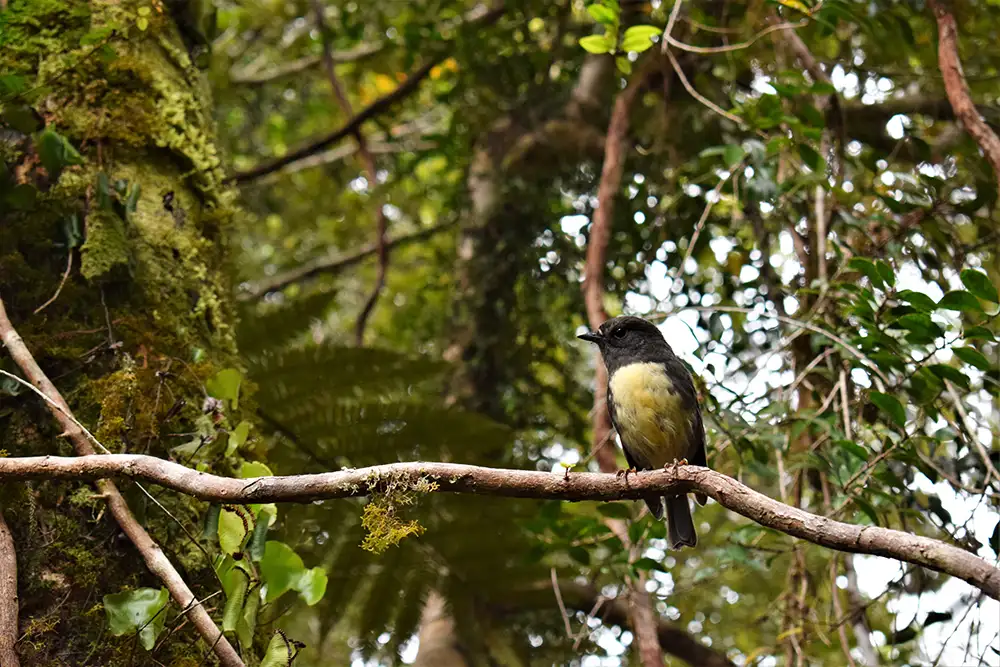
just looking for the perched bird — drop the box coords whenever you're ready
[579,315,708,549]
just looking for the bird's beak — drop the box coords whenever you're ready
[578,331,602,344]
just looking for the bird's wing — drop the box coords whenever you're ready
[665,357,709,505]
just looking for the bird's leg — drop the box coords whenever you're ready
[616,467,638,484]
[665,458,689,473]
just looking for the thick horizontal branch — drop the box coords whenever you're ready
[2,455,997,600]
[239,221,455,300]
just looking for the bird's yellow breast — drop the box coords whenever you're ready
[609,362,689,468]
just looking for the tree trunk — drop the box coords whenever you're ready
[1,1,239,663]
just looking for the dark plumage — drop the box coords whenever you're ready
[579,315,707,548]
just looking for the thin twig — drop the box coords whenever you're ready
[665,48,745,126]
[240,221,455,300]
[550,568,573,638]
[944,380,1000,485]
[0,508,19,667]
[310,0,390,346]
[33,251,74,315]
[0,297,244,667]
[676,166,740,278]
[666,20,807,54]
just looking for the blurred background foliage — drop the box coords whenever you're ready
[11,0,996,664]
[208,0,1000,665]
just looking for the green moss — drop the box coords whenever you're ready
[0,1,248,663]
[360,473,438,553]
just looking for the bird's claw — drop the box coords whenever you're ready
[664,458,689,472]
[616,467,638,483]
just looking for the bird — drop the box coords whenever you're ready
[579,315,708,549]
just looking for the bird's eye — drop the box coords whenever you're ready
[611,328,627,340]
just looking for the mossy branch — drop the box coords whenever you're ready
[0,453,994,601]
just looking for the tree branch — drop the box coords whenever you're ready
[238,221,455,300]
[228,5,505,186]
[0,299,244,667]
[0,455,994,600]
[230,43,383,85]
[929,0,1000,194]
[311,0,389,345]
[0,509,19,667]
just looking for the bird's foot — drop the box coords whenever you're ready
[616,467,638,483]
[665,458,689,473]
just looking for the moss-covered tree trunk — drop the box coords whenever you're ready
[1,1,243,663]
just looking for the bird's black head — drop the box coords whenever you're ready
[578,316,674,370]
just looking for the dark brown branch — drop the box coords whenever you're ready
[929,0,1000,193]
[310,0,389,346]
[319,18,386,347]
[230,43,383,85]
[0,509,19,667]
[228,5,505,185]
[239,221,455,301]
[0,299,244,667]
[0,455,994,600]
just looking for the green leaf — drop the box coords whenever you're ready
[960,269,999,303]
[938,290,984,313]
[875,260,895,288]
[723,144,745,167]
[248,506,273,562]
[853,497,880,525]
[261,631,303,667]
[2,104,42,133]
[226,421,251,456]
[895,313,943,339]
[621,25,662,53]
[797,143,823,171]
[869,392,906,428]
[34,129,83,180]
[206,368,242,409]
[897,290,937,311]
[218,506,254,555]
[587,4,618,25]
[238,584,261,649]
[579,34,614,54]
[222,568,250,633]
[295,567,328,606]
[103,587,169,651]
[928,364,969,389]
[848,257,883,289]
[260,541,306,602]
[202,504,221,542]
[632,557,661,571]
[568,545,591,565]
[963,326,996,342]
[952,347,991,371]
[615,56,632,75]
[597,502,631,519]
[837,440,869,461]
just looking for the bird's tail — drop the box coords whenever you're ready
[666,495,697,549]
[642,495,663,520]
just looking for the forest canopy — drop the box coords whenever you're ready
[1,0,999,666]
